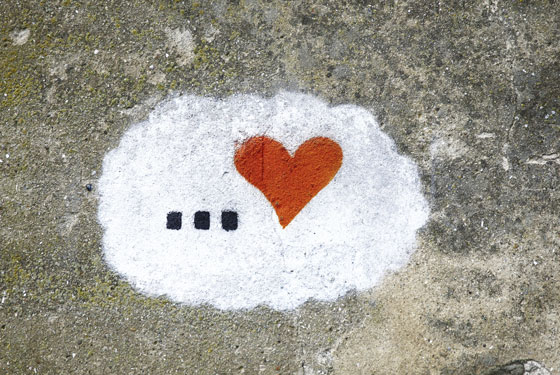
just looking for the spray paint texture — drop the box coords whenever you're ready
[98,92,429,310]
[235,136,343,228]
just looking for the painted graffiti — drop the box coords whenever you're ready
[97,92,429,310]
[235,136,343,228]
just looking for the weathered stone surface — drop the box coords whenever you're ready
[486,360,551,375]
[1,0,558,374]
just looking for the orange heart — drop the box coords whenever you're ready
[234,136,343,228]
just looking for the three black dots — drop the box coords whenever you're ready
[166,211,238,231]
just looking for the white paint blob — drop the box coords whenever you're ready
[98,92,429,310]
[10,29,30,46]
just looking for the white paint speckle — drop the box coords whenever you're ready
[164,27,195,66]
[98,92,430,310]
[9,29,30,46]
[526,153,560,166]
[501,156,510,171]
[430,137,469,160]
[476,132,495,139]
[524,360,551,375]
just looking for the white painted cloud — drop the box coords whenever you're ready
[98,92,429,310]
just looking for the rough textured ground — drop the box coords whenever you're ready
[1,0,559,374]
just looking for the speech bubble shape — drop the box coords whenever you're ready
[97,92,429,310]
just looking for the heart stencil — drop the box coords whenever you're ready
[234,136,343,227]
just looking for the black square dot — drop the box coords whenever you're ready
[221,211,238,231]
[166,211,182,230]
[194,211,210,230]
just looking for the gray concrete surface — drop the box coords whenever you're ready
[1,0,559,374]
